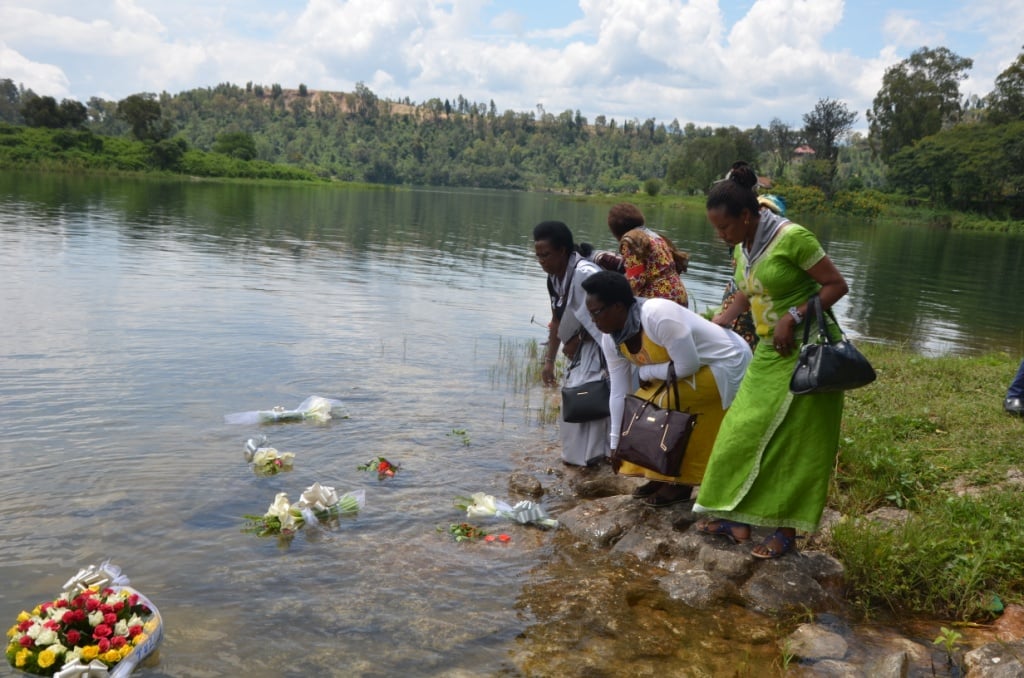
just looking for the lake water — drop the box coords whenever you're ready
[1,172,1021,677]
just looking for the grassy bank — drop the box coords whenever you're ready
[0,123,324,182]
[826,345,1024,621]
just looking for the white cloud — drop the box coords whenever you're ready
[0,42,71,97]
[0,0,1017,133]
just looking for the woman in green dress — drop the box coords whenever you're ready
[693,162,849,559]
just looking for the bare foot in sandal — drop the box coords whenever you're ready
[752,528,800,559]
[694,518,751,544]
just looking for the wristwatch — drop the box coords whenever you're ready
[788,306,803,324]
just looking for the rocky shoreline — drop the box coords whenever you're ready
[507,462,1024,677]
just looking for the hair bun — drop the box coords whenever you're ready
[726,161,758,190]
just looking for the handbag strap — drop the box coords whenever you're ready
[637,361,681,409]
[802,294,847,346]
[565,329,607,377]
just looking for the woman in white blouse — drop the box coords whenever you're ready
[581,270,752,506]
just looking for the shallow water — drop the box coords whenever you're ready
[1,173,1020,676]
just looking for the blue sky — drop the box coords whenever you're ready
[1,1,1020,135]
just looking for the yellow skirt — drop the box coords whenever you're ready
[617,364,726,485]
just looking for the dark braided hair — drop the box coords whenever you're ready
[706,161,760,217]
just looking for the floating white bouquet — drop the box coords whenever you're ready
[243,436,295,476]
[244,483,365,537]
[456,492,558,529]
[224,395,349,425]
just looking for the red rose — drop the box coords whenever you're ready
[102,588,115,596]
[18,620,33,632]
[92,624,113,639]
[111,636,127,649]
[19,635,33,648]
[128,625,143,638]
[66,630,81,645]
[128,594,139,606]
[74,609,87,623]
[85,598,101,612]
[112,601,124,613]
[40,602,52,613]
[43,620,60,630]
[55,598,69,608]
[378,460,390,471]
[100,603,113,614]
[98,637,110,653]
[104,612,118,625]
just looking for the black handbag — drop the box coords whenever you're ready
[560,339,610,423]
[790,294,877,395]
[612,362,697,477]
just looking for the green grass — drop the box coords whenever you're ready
[828,345,1024,620]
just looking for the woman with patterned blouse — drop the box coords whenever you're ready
[606,203,689,307]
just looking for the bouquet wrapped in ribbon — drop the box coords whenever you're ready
[456,492,558,529]
[244,482,365,537]
[224,395,349,425]
[5,561,162,677]
[243,436,295,476]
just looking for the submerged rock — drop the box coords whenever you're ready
[784,623,849,661]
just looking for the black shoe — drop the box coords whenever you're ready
[631,481,663,498]
[1006,397,1024,416]
[643,485,694,507]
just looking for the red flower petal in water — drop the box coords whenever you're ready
[484,535,496,542]
[498,534,511,543]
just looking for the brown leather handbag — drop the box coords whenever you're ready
[612,362,697,477]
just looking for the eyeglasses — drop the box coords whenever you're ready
[588,305,608,319]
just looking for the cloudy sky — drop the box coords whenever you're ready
[1,0,1021,133]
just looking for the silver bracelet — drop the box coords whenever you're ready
[788,306,803,324]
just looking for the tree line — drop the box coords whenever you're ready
[2,43,1022,218]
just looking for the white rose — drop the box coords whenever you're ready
[47,641,67,656]
[252,449,275,466]
[66,647,81,663]
[36,628,57,645]
[265,493,291,519]
[26,622,42,640]
[88,610,104,627]
[114,620,129,637]
[466,493,498,517]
